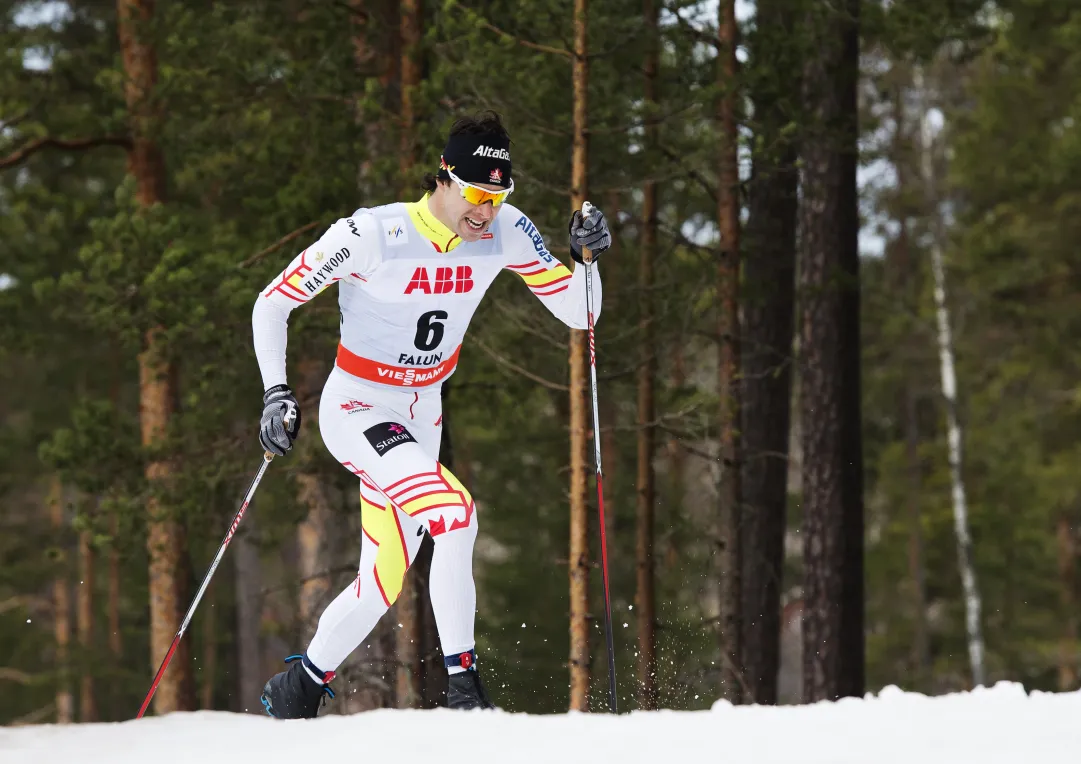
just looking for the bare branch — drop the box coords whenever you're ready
[449,0,571,58]
[241,221,322,268]
[471,14,575,56]
[659,429,718,462]
[0,667,32,684]
[10,702,55,726]
[0,596,42,615]
[0,103,38,133]
[481,19,572,57]
[586,103,700,136]
[473,336,569,391]
[0,135,132,171]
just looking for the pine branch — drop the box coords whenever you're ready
[0,135,132,171]
[241,221,322,268]
[657,142,718,201]
[449,0,571,58]
[586,25,648,61]
[666,3,720,49]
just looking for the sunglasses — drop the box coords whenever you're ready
[443,161,514,207]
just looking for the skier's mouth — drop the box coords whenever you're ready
[464,216,485,232]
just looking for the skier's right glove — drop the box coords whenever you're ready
[259,385,302,456]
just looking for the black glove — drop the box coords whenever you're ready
[568,207,612,264]
[259,384,302,456]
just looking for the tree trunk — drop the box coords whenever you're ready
[118,0,193,714]
[635,0,659,712]
[393,0,423,708]
[77,529,96,721]
[667,349,687,548]
[716,0,744,704]
[351,0,400,199]
[108,514,122,662]
[200,584,217,709]
[234,524,264,712]
[49,476,74,724]
[107,364,124,718]
[107,514,123,718]
[295,359,334,644]
[917,66,984,689]
[568,0,591,712]
[739,0,800,706]
[295,473,334,642]
[1057,514,1077,691]
[799,0,864,702]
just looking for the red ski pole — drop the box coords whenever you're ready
[136,412,293,718]
[581,201,618,713]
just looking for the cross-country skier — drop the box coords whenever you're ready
[253,111,611,717]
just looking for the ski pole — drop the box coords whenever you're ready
[136,410,294,719]
[581,200,618,713]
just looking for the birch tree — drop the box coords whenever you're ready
[916,66,985,688]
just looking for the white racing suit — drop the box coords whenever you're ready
[252,195,600,675]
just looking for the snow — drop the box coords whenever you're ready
[4,682,1080,763]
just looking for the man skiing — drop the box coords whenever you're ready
[252,111,611,717]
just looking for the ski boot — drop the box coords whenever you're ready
[445,649,495,710]
[260,654,335,719]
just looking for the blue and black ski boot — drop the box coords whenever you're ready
[260,654,335,719]
[445,650,495,710]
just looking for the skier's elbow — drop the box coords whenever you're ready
[561,307,597,331]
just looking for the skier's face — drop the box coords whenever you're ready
[437,180,502,242]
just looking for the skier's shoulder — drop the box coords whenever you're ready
[495,202,532,234]
[323,208,383,241]
[307,210,384,276]
[496,204,555,263]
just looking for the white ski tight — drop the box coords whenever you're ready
[305,368,477,674]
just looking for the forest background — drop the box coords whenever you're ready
[3,0,1080,724]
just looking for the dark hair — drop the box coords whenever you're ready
[422,110,511,193]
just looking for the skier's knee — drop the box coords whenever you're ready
[390,465,476,538]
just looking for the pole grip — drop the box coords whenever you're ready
[264,405,298,462]
[581,200,595,264]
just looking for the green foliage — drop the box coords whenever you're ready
[859,0,1081,696]
[5,0,1075,726]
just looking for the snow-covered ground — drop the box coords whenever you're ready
[4,682,1080,763]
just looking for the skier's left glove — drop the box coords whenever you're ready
[259,384,302,456]
[568,207,612,264]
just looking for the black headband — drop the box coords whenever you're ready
[437,132,512,189]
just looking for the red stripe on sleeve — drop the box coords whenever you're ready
[532,284,570,296]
